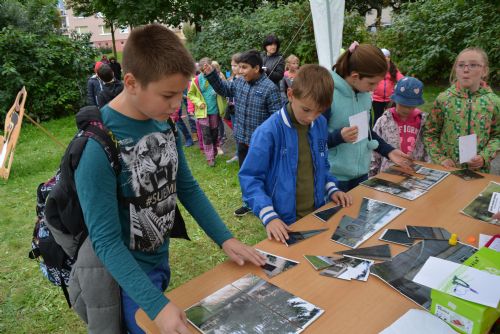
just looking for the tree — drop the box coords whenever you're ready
[0,0,97,123]
[377,0,499,84]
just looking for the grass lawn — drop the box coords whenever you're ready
[0,84,443,333]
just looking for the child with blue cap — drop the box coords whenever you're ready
[370,76,430,176]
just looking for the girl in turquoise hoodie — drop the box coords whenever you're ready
[327,42,412,191]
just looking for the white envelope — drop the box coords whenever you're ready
[458,134,477,164]
[348,110,369,143]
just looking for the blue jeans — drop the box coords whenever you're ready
[121,259,170,334]
[337,174,368,192]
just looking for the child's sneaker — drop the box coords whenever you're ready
[234,206,251,217]
[208,160,216,167]
[226,156,238,164]
[184,137,194,147]
[217,147,224,155]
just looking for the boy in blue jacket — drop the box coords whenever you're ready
[239,64,352,243]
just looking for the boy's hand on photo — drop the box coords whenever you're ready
[265,219,291,244]
[202,63,213,75]
[222,238,267,267]
[341,126,358,143]
[154,302,190,334]
[331,191,352,207]
[441,158,456,169]
[388,149,413,171]
[467,155,484,169]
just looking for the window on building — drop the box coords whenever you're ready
[99,25,111,35]
[119,27,129,34]
[75,26,89,34]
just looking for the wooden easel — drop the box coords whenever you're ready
[0,87,27,180]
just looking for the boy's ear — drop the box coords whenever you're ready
[123,73,138,94]
[286,87,294,101]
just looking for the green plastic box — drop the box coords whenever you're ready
[430,247,500,334]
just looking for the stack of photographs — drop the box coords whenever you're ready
[257,250,299,278]
[185,274,324,334]
[331,198,405,249]
[361,165,450,201]
[319,256,373,281]
[461,181,500,225]
[370,240,477,309]
[304,255,339,271]
[285,228,328,247]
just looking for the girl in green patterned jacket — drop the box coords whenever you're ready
[423,47,499,173]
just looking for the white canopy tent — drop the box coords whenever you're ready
[309,0,345,70]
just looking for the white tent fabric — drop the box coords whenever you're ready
[309,0,345,69]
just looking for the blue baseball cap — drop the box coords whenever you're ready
[390,77,425,107]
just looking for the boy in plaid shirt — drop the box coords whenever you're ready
[203,49,281,216]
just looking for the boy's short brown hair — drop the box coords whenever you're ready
[291,64,334,110]
[122,24,195,86]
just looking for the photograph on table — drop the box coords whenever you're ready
[185,274,324,334]
[461,181,500,224]
[334,244,392,261]
[257,249,299,278]
[304,255,339,271]
[406,226,451,240]
[313,205,342,222]
[285,228,328,247]
[370,240,477,309]
[319,256,373,281]
[331,198,405,249]
[413,165,450,184]
[450,168,484,181]
[360,178,427,201]
[379,229,414,247]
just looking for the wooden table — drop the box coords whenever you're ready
[137,164,500,333]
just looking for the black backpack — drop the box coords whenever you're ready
[29,106,189,307]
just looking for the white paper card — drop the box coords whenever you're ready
[458,134,477,164]
[413,257,500,308]
[349,110,369,143]
[488,192,500,214]
[379,309,456,334]
[479,234,493,248]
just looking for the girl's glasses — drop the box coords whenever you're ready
[456,63,483,70]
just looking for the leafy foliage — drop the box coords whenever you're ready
[187,2,369,70]
[0,0,97,123]
[377,0,499,84]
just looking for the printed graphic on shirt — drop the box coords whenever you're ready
[121,130,178,252]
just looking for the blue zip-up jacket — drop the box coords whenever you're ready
[239,107,339,226]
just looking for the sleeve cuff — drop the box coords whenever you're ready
[259,206,279,226]
[144,293,170,320]
[326,182,339,197]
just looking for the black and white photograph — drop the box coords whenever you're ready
[413,165,449,185]
[313,206,342,222]
[379,229,414,247]
[370,240,477,309]
[286,228,328,246]
[257,249,299,278]
[331,198,405,249]
[319,256,373,281]
[186,274,324,334]
[406,226,451,240]
[361,178,426,201]
[334,244,392,261]
[450,168,484,181]
[461,181,500,224]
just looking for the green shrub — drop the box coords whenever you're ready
[377,0,499,84]
[187,2,369,71]
[0,0,98,124]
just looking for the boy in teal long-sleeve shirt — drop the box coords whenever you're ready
[72,24,265,334]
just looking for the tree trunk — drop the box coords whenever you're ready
[110,21,117,59]
[375,6,383,28]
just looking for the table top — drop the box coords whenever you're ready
[136,165,500,334]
